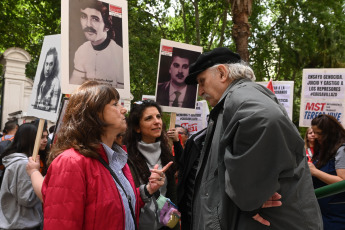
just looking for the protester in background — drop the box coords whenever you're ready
[304,127,315,162]
[0,121,19,178]
[0,123,42,230]
[309,114,345,230]
[125,100,178,230]
[48,125,55,141]
[38,128,49,176]
[0,120,18,142]
[26,128,49,203]
[39,81,169,230]
[167,125,189,148]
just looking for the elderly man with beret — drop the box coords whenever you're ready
[177,47,323,230]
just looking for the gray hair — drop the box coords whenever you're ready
[212,61,256,82]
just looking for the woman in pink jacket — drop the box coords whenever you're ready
[30,81,170,230]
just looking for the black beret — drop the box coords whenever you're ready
[185,47,241,85]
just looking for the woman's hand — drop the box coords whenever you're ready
[308,162,317,176]
[26,155,41,177]
[146,161,173,194]
[167,129,179,142]
[308,161,345,184]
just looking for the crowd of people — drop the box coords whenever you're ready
[0,47,344,230]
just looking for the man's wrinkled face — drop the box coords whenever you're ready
[80,8,108,45]
[197,67,224,107]
[44,54,55,78]
[169,56,189,87]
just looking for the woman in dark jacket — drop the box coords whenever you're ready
[309,114,345,229]
[125,100,178,230]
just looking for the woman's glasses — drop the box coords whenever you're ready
[133,99,155,105]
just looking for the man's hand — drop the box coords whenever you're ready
[252,192,282,226]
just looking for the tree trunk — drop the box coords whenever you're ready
[179,0,189,43]
[219,0,230,47]
[230,0,252,62]
[192,0,201,46]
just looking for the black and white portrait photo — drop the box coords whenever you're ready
[61,0,131,98]
[34,47,61,112]
[28,34,62,122]
[156,39,202,113]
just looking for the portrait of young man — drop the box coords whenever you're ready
[68,0,124,89]
[156,47,200,110]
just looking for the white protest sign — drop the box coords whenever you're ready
[257,81,294,120]
[175,100,209,135]
[27,34,62,122]
[299,69,345,127]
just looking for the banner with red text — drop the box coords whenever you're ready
[175,100,209,135]
[299,68,345,127]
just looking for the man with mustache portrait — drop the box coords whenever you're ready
[156,47,199,109]
[70,0,124,89]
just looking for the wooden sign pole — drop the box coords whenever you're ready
[169,112,176,130]
[32,119,45,162]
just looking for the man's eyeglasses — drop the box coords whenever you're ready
[178,131,187,135]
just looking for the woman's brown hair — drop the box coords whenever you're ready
[311,114,345,167]
[47,81,119,166]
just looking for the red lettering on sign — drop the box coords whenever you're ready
[305,102,326,111]
[110,5,122,14]
[162,46,173,53]
[180,123,198,132]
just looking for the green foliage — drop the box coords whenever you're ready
[0,0,61,79]
[249,0,345,128]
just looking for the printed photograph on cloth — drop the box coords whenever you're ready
[27,34,62,122]
[61,0,131,99]
[155,39,202,114]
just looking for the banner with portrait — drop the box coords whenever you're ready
[155,39,202,114]
[27,34,62,122]
[299,68,345,127]
[61,0,130,99]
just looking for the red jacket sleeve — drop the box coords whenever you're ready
[42,151,86,229]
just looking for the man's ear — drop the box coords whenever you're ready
[217,65,228,83]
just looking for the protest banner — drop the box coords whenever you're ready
[27,34,63,161]
[299,68,345,127]
[61,0,131,99]
[27,34,62,122]
[257,81,294,120]
[175,100,209,135]
[155,39,202,114]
